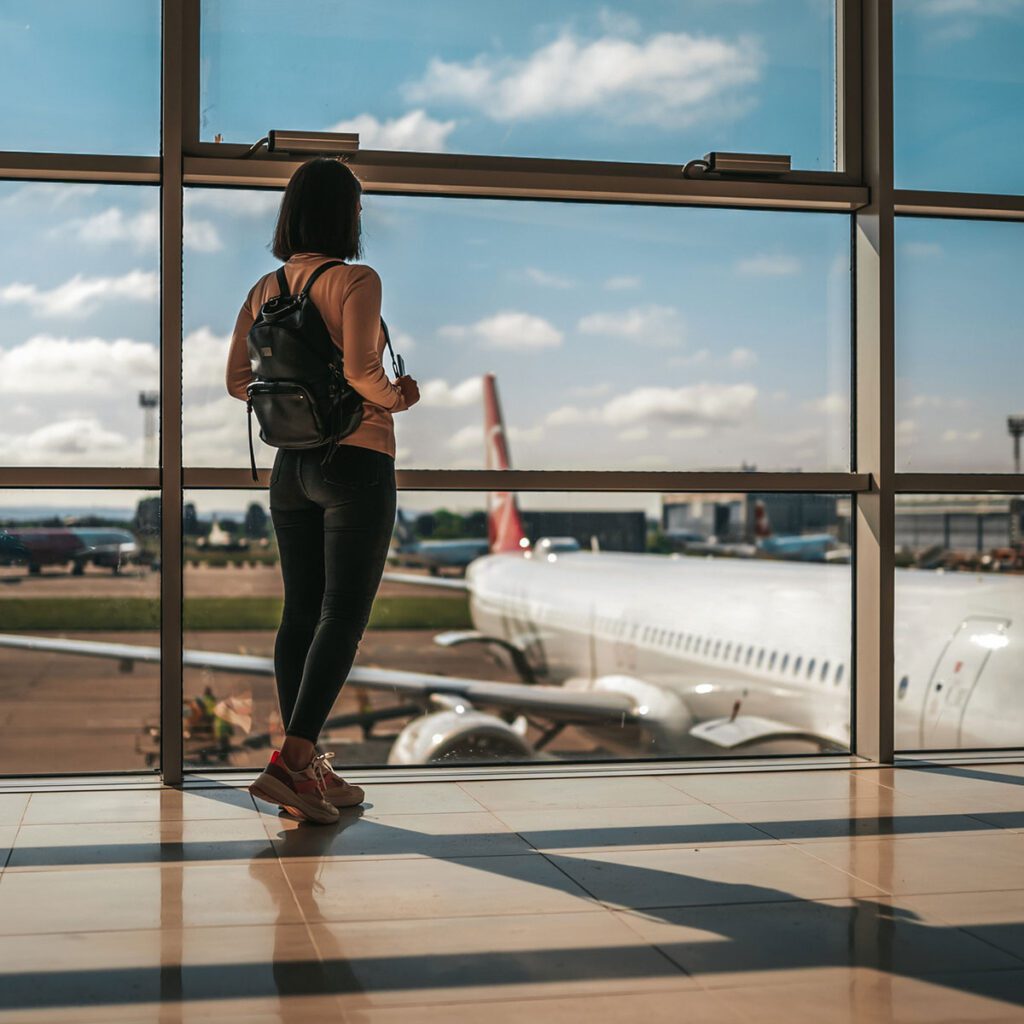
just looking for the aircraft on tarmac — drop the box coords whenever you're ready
[390,509,489,576]
[0,373,1020,760]
[0,525,138,575]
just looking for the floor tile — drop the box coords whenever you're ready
[0,827,15,871]
[615,895,1021,988]
[459,775,695,812]
[664,769,882,804]
[710,791,1003,843]
[7,817,274,871]
[308,910,693,1008]
[341,988,747,1024]
[718,966,1024,1024]
[282,852,600,922]
[0,794,28,826]
[799,833,1024,896]
[352,782,486,816]
[493,801,771,852]
[0,859,302,934]
[548,843,884,910]
[263,809,534,861]
[0,923,327,1021]
[23,786,256,825]
[903,890,1024,962]
[869,765,1024,810]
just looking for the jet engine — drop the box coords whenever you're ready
[387,707,534,764]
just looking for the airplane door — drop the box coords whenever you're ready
[920,616,1009,748]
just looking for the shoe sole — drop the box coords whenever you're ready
[248,774,339,825]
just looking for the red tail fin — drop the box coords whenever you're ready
[753,499,772,540]
[483,373,527,554]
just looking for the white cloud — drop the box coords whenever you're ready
[941,428,983,443]
[603,275,641,291]
[392,329,416,353]
[0,183,99,210]
[328,109,456,152]
[404,28,761,128]
[182,327,232,392]
[906,393,969,411]
[0,270,158,318]
[578,304,685,346]
[668,425,710,440]
[545,404,590,427]
[736,253,802,276]
[58,206,221,253]
[419,376,483,408]
[0,334,158,395]
[0,418,129,462]
[806,392,849,416]
[525,267,574,289]
[618,426,649,442]
[446,423,481,451]
[602,383,757,427]
[184,220,223,252]
[184,189,281,218]
[727,347,758,369]
[440,311,563,349]
[667,348,710,368]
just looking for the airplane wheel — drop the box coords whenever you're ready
[28,563,41,575]
[71,560,85,576]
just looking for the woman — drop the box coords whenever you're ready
[225,157,420,824]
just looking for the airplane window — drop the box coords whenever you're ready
[724,642,732,660]
[807,658,816,678]
[793,656,802,675]
[898,675,910,700]
[768,651,777,669]
[757,649,765,667]
[821,660,830,682]
[735,645,742,663]
[713,640,722,658]
[836,664,845,685]
[675,633,682,649]
[702,637,711,655]
[746,646,754,665]
[781,654,789,672]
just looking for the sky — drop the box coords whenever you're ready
[0,0,1022,517]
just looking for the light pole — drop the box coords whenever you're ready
[139,391,159,468]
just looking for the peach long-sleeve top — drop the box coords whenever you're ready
[226,253,407,458]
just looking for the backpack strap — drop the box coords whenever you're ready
[299,259,346,297]
[275,266,289,298]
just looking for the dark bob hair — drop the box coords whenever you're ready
[271,157,363,262]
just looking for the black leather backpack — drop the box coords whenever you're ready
[244,260,397,481]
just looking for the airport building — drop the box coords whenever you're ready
[1,3,1022,1021]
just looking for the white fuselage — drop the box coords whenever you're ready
[465,551,1024,753]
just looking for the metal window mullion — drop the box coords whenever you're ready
[853,0,895,764]
[837,0,863,179]
[160,0,185,787]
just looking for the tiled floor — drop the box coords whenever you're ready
[0,763,1022,1022]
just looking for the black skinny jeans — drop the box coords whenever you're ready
[269,443,396,743]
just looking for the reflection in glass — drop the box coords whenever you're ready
[201,0,836,169]
[0,0,160,156]
[896,495,1024,751]
[0,490,160,775]
[185,191,850,472]
[0,182,161,467]
[896,218,1024,472]
[895,1,1024,194]
[182,487,851,770]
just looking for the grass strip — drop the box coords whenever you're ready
[0,596,471,632]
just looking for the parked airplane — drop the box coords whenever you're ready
[390,509,488,576]
[0,525,137,575]
[0,374,1020,759]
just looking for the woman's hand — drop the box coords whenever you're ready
[396,374,420,408]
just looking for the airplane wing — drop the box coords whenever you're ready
[690,714,841,751]
[0,632,637,725]
[381,571,468,592]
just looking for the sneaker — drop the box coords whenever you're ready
[312,750,365,808]
[249,750,340,825]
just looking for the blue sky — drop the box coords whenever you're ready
[1,1,1022,514]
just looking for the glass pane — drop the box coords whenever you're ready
[896,218,1023,472]
[183,488,851,771]
[895,0,1024,194]
[0,0,160,156]
[184,190,850,471]
[201,0,837,170]
[0,182,161,467]
[0,490,160,775]
[896,494,1024,751]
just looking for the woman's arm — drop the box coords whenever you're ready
[225,286,257,401]
[338,266,406,411]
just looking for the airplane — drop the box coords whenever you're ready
[0,525,138,575]
[0,373,1021,760]
[390,509,489,576]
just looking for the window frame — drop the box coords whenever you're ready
[2,0,1023,783]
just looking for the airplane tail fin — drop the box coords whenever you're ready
[393,508,415,549]
[483,373,528,554]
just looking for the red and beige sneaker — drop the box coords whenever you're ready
[310,751,365,808]
[249,750,340,825]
